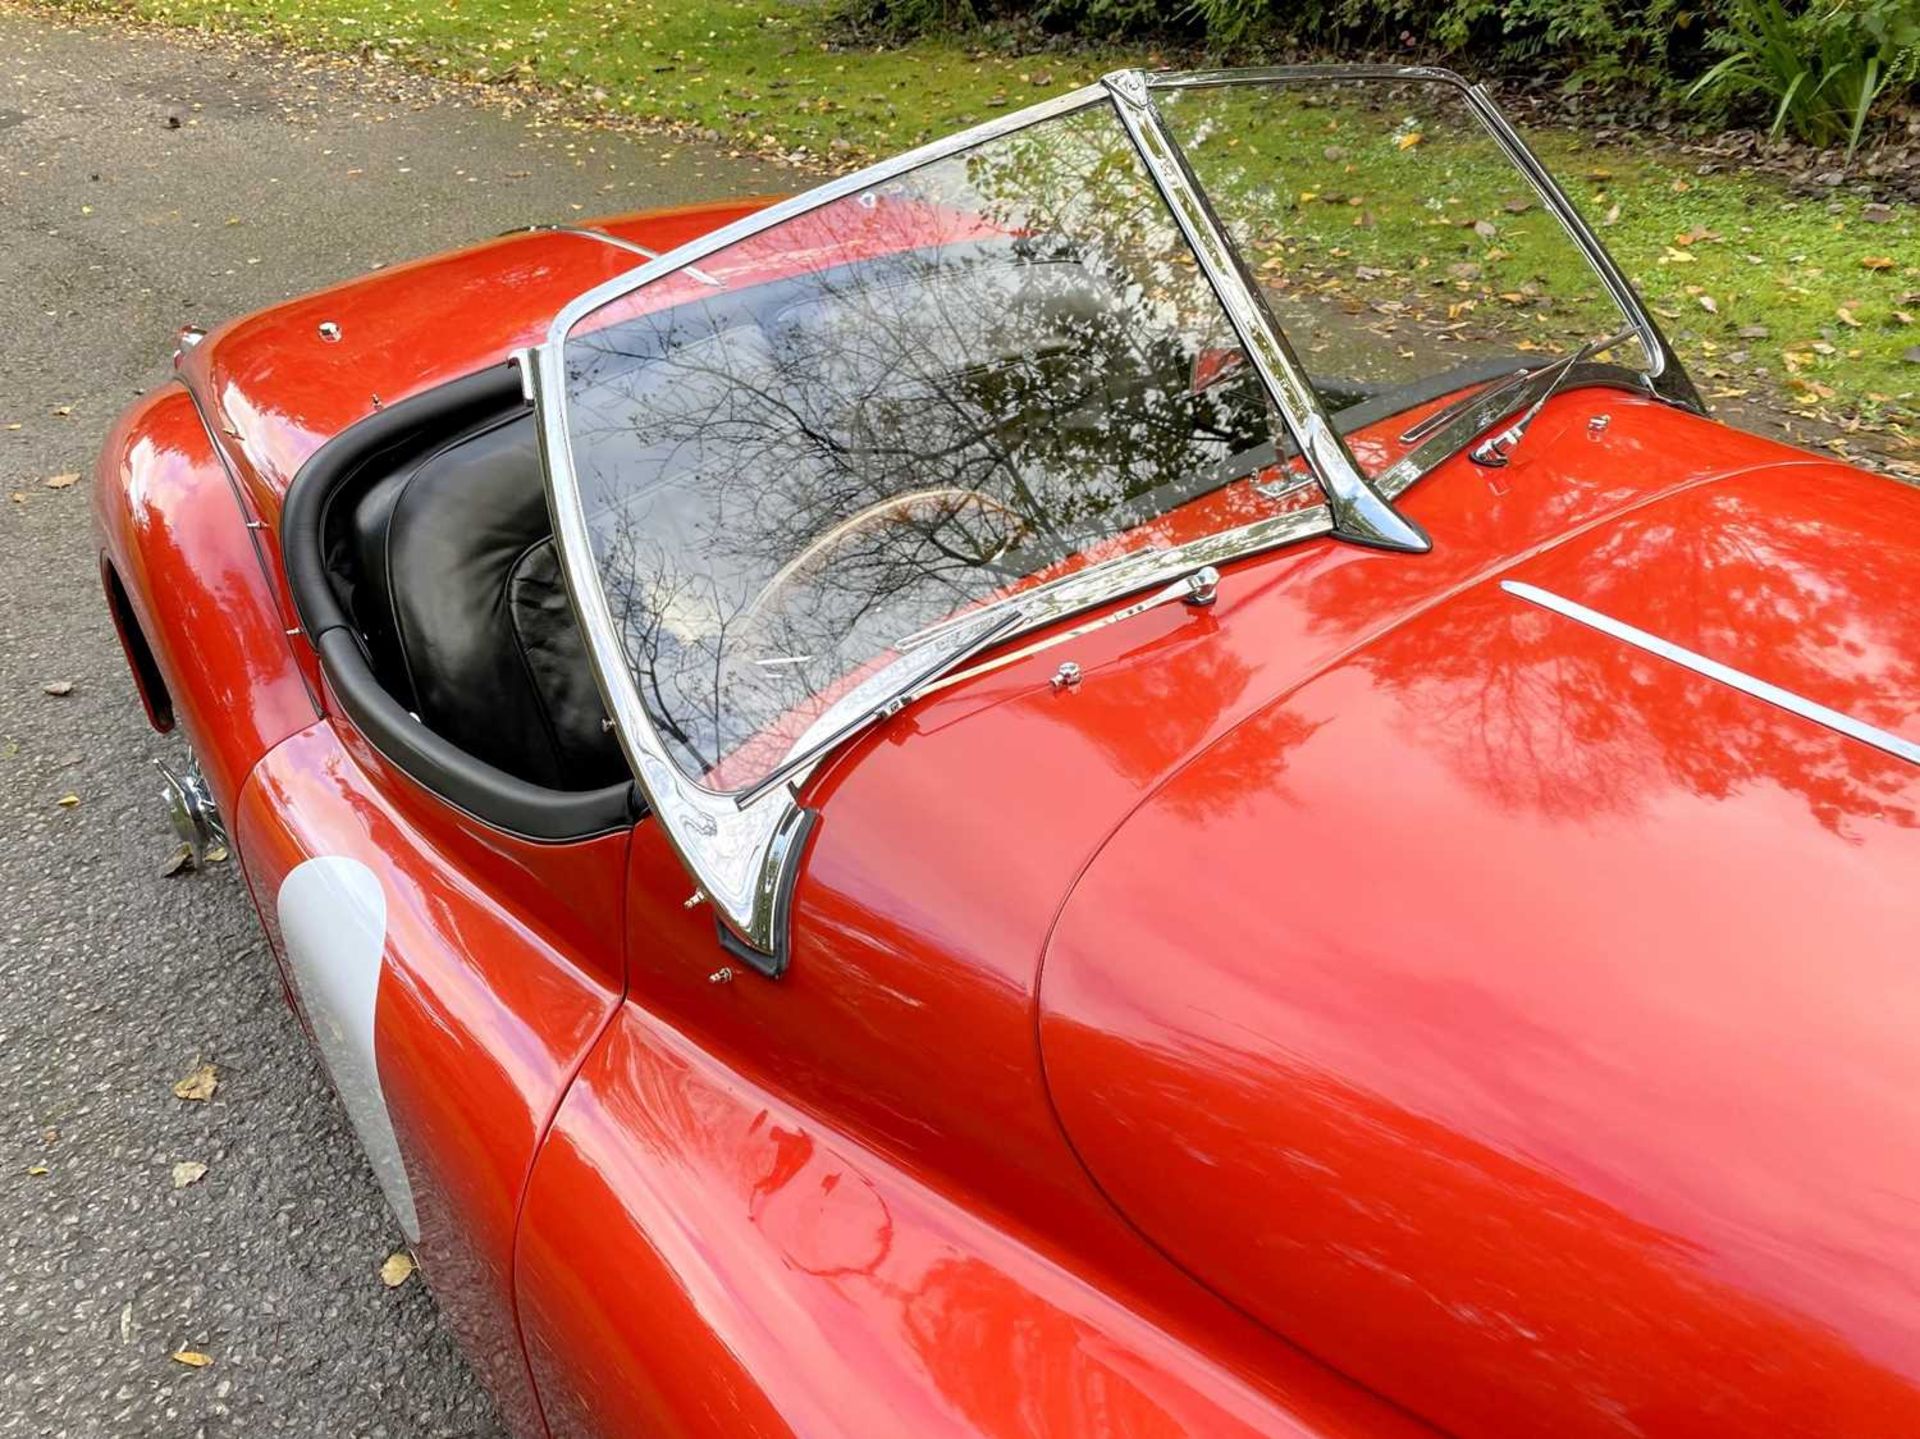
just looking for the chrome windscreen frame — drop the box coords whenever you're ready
[529,66,1698,963]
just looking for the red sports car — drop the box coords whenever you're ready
[94,66,1920,1438]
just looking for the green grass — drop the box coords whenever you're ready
[63,0,1920,449]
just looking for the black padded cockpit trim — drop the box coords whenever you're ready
[282,364,642,842]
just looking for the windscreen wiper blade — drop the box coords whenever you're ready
[734,606,1026,809]
[1398,364,1541,446]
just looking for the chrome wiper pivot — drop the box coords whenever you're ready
[1469,325,1639,467]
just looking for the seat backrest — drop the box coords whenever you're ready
[362,411,628,792]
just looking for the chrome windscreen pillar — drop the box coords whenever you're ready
[1102,68,1430,554]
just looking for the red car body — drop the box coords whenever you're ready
[95,144,1920,1439]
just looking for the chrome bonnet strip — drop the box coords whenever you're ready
[1502,581,1920,766]
[504,224,722,285]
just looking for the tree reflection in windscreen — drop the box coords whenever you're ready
[562,105,1285,790]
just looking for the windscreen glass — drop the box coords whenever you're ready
[560,101,1297,792]
[1155,76,1651,477]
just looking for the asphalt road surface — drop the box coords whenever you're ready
[0,7,779,1434]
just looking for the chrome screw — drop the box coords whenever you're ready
[1051,661,1082,691]
[317,321,342,342]
[708,967,735,985]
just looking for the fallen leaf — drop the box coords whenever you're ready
[202,844,229,864]
[1502,197,1532,214]
[1394,131,1423,151]
[170,1350,213,1368]
[1602,203,1622,227]
[1836,307,1862,328]
[56,794,79,808]
[172,1062,218,1103]
[1472,219,1498,240]
[27,1164,48,1178]
[379,1250,416,1288]
[43,473,79,490]
[1904,346,1920,365]
[160,845,195,878]
[171,1161,208,1189]
[1698,295,1719,314]
[1862,256,1896,271]
[42,681,73,696]
[1737,324,1771,340]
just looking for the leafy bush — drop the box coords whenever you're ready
[831,0,1723,85]
[1688,0,1920,153]
[828,0,1919,146]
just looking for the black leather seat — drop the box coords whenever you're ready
[350,411,628,792]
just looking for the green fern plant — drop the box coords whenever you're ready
[1687,0,1920,155]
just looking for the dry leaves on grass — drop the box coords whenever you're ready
[379,1250,416,1288]
[172,1062,219,1103]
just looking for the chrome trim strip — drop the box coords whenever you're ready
[904,503,1335,660]
[1502,581,1920,767]
[502,223,722,285]
[1103,69,1429,554]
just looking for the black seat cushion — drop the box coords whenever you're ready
[361,411,626,792]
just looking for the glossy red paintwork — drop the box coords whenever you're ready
[1042,458,1920,1439]
[234,722,631,1437]
[91,384,316,815]
[94,189,1920,1439]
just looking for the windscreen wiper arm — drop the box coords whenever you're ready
[1469,325,1641,466]
[1397,325,1640,451]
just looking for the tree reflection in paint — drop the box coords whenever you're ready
[1315,479,1920,834]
